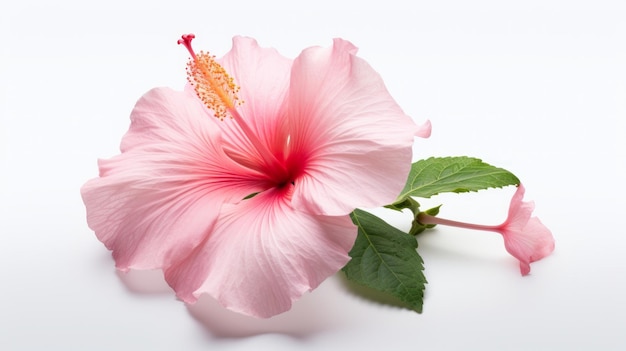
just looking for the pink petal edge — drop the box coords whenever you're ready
[500,184,555,275]
[81,88,265,270]
[164,187,357,318]
[288,38,418,215]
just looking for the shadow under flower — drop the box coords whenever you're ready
[417,228,517,268]
[117,269,351,339]
[186,291,344,340]
[116,269,173,295]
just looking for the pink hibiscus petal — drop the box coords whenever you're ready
[415,119,432,138]
[500,185,555,275]
[81,88,265,270]
[218,36,292,158]
[164,187,357,318]
[287,38,420,215]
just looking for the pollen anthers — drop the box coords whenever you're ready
[178,34,242,120]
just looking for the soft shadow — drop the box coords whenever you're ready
[417,228,508,263]
[117,268,348,339]
[116,269,173,294]
[186,286,346,339]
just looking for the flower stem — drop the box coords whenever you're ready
[417,213,501,233]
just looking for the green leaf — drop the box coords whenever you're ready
[384,196,420,213]
[396,156,520,200]
[343,209,426,313]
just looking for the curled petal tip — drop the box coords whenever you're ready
[415,119,432,138]
[519,262,531,276]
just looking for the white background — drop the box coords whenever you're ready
[1,1,625,350]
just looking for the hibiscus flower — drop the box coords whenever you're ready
[418,184,555,275]
[81,34,430,318]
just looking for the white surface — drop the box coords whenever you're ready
[2,1,626,350]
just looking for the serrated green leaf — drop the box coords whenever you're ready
[396,156,520,200]
[343,209,426,313]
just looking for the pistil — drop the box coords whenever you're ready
[178,34,288,178]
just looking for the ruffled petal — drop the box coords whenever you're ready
[217,36,293,169]
[81,88,265,271]
[500,185,555,275]
[164,187,357,318]
[415,119,432,138]
[287,39,419,215]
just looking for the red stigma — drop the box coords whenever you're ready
[178,33,197,59]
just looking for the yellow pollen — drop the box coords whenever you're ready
[186,51,242,120]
